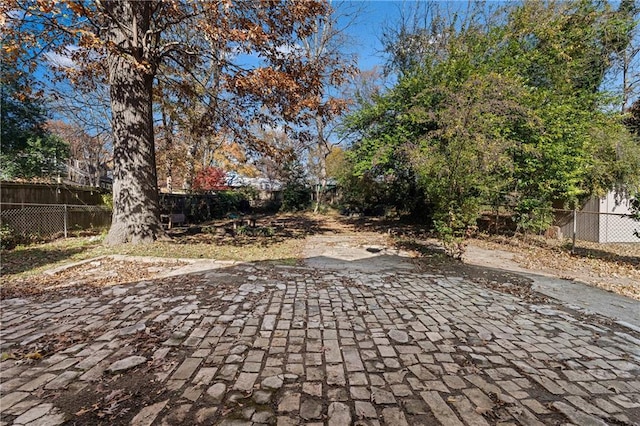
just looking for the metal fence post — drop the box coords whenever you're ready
[63,204,68,238]
[21,200,26,235]
[572,208,577,254]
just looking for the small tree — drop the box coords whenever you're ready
[280,157,311,212]
[192,167,229,193]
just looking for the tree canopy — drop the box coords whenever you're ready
[2,0,333,244]
[0,68,69,179]
[343,0,640,254]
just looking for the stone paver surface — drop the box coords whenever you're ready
[1,255,639,425]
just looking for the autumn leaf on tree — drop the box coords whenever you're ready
[192,166,229,193]
[3,0,331,244]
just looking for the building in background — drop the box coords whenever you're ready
[559,192,639,243]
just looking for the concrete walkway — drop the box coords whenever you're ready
[0,235,639,425]
[464,245,640,331]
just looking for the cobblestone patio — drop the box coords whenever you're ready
[1,258,639,425]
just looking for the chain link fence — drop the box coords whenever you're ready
[555,209,639,246]
[0,203,111,239]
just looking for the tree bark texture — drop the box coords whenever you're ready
[104,1,164,244]
[314,116,329,213]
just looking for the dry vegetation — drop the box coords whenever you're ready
[2,213,639,302]
[344,215,640,300]
[0,214,327,299]
[472,235,640,300]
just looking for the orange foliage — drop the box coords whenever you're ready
[192,166,229,192]
[5,0,339,187]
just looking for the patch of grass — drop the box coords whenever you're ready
[106,238,305,263]
[261,257,300,267]
[1,237,104,277]
[1,214,321,280]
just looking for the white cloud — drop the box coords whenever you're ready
[44,46,80,69]
[2,8,26,27]
[275,43,303,59]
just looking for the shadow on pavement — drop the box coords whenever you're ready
[2,248,640,426]
[1,246,90,276]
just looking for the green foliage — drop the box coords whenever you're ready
[1,70,71,179]
[236,186,260,204]
[336,155,427,217]
[512,198,553,235]
[412,71,532,237]
[209,191,250,219]
[341,72,433,217]
[279,155,311,212]
[161,191,251,224]
[0,225,20,251]
[281,185,311,212]
[0,135,70,179]
[342,0,640,254]
[236,225,275,237]
[0,75,45,149]
[629,194,640,239]
[505,0,630,94]
[101,193,114,209]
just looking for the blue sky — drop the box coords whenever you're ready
[212,2,404,75]
[338,1,405,71]
[336,1,490,71]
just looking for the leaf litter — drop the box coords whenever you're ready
[473,235,640,300]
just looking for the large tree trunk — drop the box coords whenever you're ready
[104,2,164,245]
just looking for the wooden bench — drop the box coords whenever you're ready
[161,213,186,229]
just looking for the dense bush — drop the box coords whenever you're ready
[0,225,20,250]
[280,184,311,212]
[513,198,554,235]
[342,0,640,254]
[160,190,252,224]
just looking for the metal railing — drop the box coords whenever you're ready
[0,203,111,239]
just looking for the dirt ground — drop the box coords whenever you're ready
[2,214,638,303]
[468,236,640,301]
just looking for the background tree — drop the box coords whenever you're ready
[606,0,639,111]
[252,125,305,186]
[0,67,70,179]
[343,0,640,253]
[3,0,329,244]
[295,0,359,212]
[46,120,109,187]
[502,0,640,216]
[46,72,113,187]
[191,166,229,193]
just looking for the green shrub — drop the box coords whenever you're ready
[101,193,113,209]
[0,225,20,250]
[280,184,311,212]
[513,198,553,235]
[173,190,251,223]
